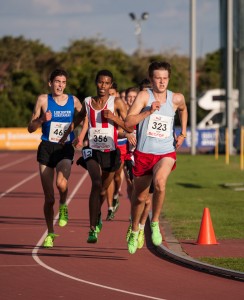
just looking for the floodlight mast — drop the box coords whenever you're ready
[129,12,149,55]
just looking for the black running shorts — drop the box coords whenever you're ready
[37,140,74,168]
[77,146,121,172]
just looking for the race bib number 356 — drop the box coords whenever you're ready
[147,114,172,139]
[49,122,70,143]
[89,128,114,150]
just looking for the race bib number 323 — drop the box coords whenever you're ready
[147,114,172,139]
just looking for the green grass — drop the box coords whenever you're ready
[199,258,244,272]
[163,154,244,272]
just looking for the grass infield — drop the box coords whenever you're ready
[163,153,244,272]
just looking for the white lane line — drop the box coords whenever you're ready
[32,172,166,300]
[0,154,35,171]
[0,172,39,199]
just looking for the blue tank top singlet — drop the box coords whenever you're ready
[136,89,176,154]
[41,94,75,143]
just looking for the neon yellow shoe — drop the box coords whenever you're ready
[59,204,68,227]
[126,224,132,241]
[96,213,103,233]
[43,233,58,248]
[151,222,162,246]
[137,229,145,249]
[127,231,138,254]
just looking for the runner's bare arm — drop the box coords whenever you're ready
[173,93,188,149]
[28,94,50,133]
[125,90,157,128]
[59,103,86,144]
[73,115,88,149]
[73,95,82,113]
[104,97,134,132]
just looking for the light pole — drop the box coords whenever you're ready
[129,12,149,55]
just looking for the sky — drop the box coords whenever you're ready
[0,0,220,57]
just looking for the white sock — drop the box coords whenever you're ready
[139,223,145,230]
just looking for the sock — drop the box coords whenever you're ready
[139,223,145,230]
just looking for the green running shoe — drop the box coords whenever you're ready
[87,229,98,243]
[43,233,58,248]
[151,222,162,246]
[106,209,114,221]
[96,213,103,233]
[137,229,145,249]
[126,224,132,241]
[59,204,68,227]
[127,231,138,254]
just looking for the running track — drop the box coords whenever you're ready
[0,151,243,300]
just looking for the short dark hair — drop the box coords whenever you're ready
[139,78,151,91]
[49,69,68,82]
[125,86,139,97]
[110,82,118,90]
[148,61,171,79]
[95,69,113,83]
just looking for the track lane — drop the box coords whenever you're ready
[0,151,243,300]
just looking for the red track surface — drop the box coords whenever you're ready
[0,151,243,300]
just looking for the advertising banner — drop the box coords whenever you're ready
[0,128,41,150]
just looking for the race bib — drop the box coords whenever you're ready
[49,122,70,143]
[89,128,114,150]
[147,114,172,139]
[82,148,93,160]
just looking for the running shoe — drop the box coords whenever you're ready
[96,213,103,233]
[87,229,98,243]
[127,231,139,254]
[106,209,114,221]
[137,229,145,249]
[112,196,120,213]
[43,233,58,248]
[59,204,68,227]
[151,221,162,246]
[126,224,132,241]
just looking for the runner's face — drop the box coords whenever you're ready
[109,88,118,96]
[96,76,113,96]
[151,70,169,93]
[126,91,138,107]
[49,75,67,96]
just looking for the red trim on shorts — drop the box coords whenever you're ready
[117,143,127,162]
[132,149,176,177]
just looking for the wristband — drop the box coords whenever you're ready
[179,133,187,138]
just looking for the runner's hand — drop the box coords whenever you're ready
[103,109,114,120]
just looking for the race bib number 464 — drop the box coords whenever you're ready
[147,114,172,139]
[49,122,70,143]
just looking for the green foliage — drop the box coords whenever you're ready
[0,35,221,127]
[197,50,222,93]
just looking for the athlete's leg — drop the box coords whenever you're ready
[131,175,152,232]
[86,159,103,230]
[56,159,72,204]
[39,164,55,233]
[151,157,175,222]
